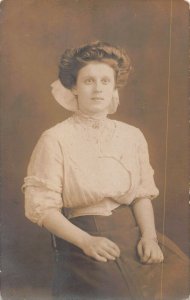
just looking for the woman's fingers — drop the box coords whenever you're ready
[111,241,121,254]
[141,243,164,264]
[146,252,159,264]
[82,236,120,262]
[137,239,165,264]
[137,242,143,259]
[103,246,118,258]
[98,249,116,261]
[104,241,120,257]
[141,247,151,263]
[100,239,120,259]
[94,253,107,262]
[147,256,163,264]
[151,249,164,264]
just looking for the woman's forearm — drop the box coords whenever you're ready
[42,209,121,262]
[132,198,157,239]
[42,210,91,249]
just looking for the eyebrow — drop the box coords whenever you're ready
[81,75,113,80]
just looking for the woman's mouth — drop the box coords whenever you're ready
[91,97,104,101]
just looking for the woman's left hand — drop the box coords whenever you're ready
[137,237,164,264]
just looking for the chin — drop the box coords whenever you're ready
[89,104,109,113]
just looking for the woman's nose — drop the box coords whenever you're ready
[94,80,102,92]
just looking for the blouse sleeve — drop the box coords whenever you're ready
[135,130,159,200]
[22,132,64,226]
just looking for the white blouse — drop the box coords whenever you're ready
[22,112,159,226]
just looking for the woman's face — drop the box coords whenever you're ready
[73,62,116,116]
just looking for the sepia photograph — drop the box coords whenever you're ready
[1,1,189,299]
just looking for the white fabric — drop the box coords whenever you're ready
[51,79,119,114]
[51,80,78,112]
[22,112,159,226]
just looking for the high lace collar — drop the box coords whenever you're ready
[72,110,109,129]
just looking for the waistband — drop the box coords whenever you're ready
[68,204,137,233]
[63,197,120,220]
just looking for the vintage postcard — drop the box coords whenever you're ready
[1,1,189,299]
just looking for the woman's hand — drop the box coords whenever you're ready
[81,235,120,262]
[42,210,120,262]
[137,237,164,264]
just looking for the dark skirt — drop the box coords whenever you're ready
[52,205,190,300]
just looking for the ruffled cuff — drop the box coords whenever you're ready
[23,176,63,226]
[134,164,159,201]
[135,184,159,201]
[22,175,62,194]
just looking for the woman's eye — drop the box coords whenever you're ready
[84,78,94,84]
[102,78,110,84]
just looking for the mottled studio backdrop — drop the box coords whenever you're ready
[1,0,189,299]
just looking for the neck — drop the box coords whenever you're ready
[76,110,108,120]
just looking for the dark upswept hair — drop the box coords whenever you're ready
[58,41,132,89]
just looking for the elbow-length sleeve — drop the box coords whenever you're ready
[22,132,64,226]
[135,130,159,200]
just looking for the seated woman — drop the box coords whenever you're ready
[22,41,190,300]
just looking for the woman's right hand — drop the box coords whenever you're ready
[42,210,120,262]
[81,235,120,262]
